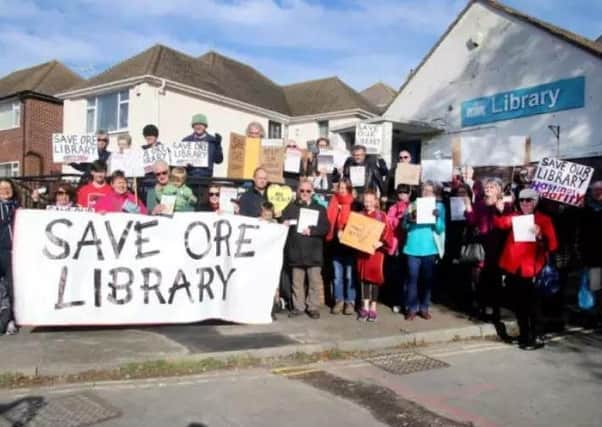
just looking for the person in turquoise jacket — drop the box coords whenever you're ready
[403,180,446,320]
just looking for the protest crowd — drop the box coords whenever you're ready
[1,114,602,352]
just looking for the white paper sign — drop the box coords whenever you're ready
[532,157,594,206]
[317,150,334,173]
[142,145,171,174]
[169,141,209,168]
[349,166,366,187]
[219,187,239,214]
[52,133,98,163]
[512,214,536,242]
[421,159,453,183]
[109,149,145,177]
[416,197,436,224]
[160,195,176,215]
[355,124,383,154]
[284,148,301,173]
[297,208,319,233]
[449,197,466,221]
[13,210,288,326]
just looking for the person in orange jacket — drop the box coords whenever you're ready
[494,188,558,350]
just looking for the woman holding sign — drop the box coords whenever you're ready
[95,171,148,214]
[326,179,360,315]
[356,190,394,322]
[402,181,446,321]
[494,188,557,350]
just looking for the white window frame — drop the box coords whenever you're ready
[0,101,21,131]
[86,90,129,133]
[0,161,20,177]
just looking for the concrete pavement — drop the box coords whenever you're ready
[0,303,506,376]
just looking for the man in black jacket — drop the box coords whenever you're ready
[342,145,385,199]
[70,129,111,182]
[238,167,268,217]
[281,180,329,319]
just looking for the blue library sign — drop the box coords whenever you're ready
[461,76,585,127]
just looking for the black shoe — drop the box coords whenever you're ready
[519,339,545,351]
[288,309,303,318]
[307,310,320,319]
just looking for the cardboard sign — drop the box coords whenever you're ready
[227,134,261,180]
[531,157,594,206]
[142,145,171,174]
[267,184,294,215]
[355,124,383,154]
[317,150,335,174]
[13,210,288,326]
[395,163,421,186]
[109,149,145,177]
[228,133,246,179]
[52,133,98,163]
[421,159,453,183]
[340,212,385,255]
[284,148,302,174]
[169,141,209,168]
[260,139,284,183]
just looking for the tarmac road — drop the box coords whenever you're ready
[1,330,600,427]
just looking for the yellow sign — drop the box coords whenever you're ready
[340,212,385,255]
[267,184,294,215]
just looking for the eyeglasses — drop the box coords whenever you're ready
[209,192,219,197]
[399,155,410,160]
[56,190,68,195]
[97,138,109,142]
[154,171,168,177]
[519,198,534,203]
[299,189,312,194]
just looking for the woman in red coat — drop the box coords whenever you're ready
[357,190,394,322]
[494,188,558,350]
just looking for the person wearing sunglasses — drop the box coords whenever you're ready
[69,130,112,183]
[494,188,557,350]
[198,185,221,212]
[145,160,171,215]
[281,180,329,319]
[32,181,77,209]
[384,150,413,202]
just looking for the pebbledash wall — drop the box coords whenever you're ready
[385,1,602,164]
[0,96,63,176]
[63,80,366,177]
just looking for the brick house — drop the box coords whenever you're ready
[0,61,82,176]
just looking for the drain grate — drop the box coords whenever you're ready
[1,392,121,427]
[365,351,449,376]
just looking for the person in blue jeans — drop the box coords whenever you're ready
[403,181,445,320]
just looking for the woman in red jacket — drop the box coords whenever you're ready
[357,190,394,322]
[326,179,360,315]
[494,188,558,350]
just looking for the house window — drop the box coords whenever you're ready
[0,161,19,177]
[0,101,20,131]
[318,120,329,137]
[86,90,129,133]
[268,120,282,139]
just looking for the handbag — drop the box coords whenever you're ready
[458,228,485,264]
[578,269,595,310]
[534,258,560,297]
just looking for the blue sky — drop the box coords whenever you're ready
[0,0,600,91]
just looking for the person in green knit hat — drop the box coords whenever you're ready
[155,167,197,212]
[181,113,223,178]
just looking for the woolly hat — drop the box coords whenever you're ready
[191,113,208,127]
[142,124,159,137]
[519,188,539,203]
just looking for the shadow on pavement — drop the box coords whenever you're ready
[0,396,46,425]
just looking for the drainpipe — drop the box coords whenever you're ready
[20,96,26,176]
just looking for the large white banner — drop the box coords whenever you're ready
[13,210,288,326]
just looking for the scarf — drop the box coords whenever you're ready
[326,193,355,241]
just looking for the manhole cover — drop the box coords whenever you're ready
[365,351,449,376]
[1,392,121,427]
